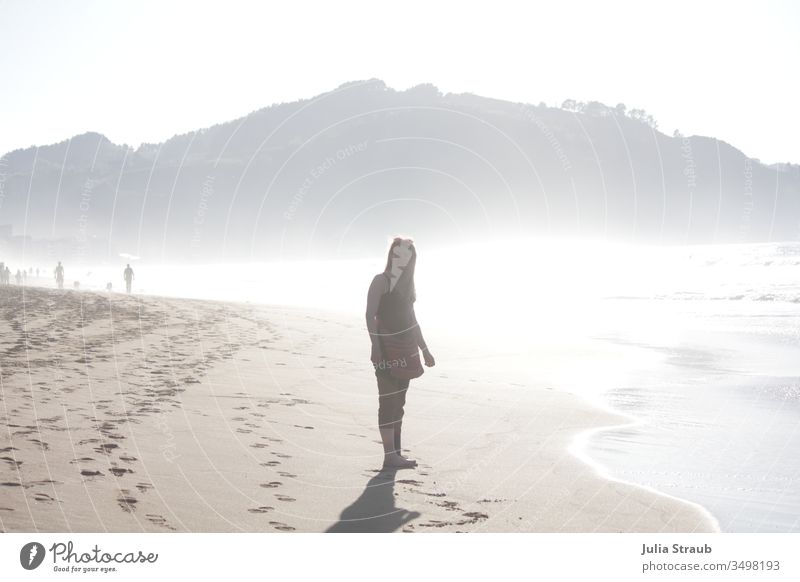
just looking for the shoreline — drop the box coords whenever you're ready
[569,415,722,533]
[557,336,724,533]
[579,297,800,533]
[0,285,716,532]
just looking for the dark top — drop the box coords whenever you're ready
[376,273,416,336]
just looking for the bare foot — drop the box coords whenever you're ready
[383,453,417,469]
[397,453,417,465]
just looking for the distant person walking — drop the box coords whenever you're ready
[366,237,435,469]
[123,264,134,294]
[54,261,64,289]
[15,269,22,285]
[0,262,5,285]
[4,266,10,286]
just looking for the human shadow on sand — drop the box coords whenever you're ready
[326,468,420,532]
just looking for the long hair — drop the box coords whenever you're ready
[383,237,416,302]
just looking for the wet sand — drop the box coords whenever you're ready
[0,286,715,532]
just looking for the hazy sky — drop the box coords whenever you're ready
[0,0,797,163]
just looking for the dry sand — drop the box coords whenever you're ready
[0,286,716,532]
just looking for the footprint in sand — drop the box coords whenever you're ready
[278,471,297,478]
[250,443,269,449]
[29,438,50,450]
[260,482,282,488]
[0,456,22,468]
[33,493,58,503]
[119,455,137,463]
[456,512,489,526]
[146,514,176,531]
[109,467,133,477]
[261,461,281,467]
[437,500,459,510]
[271,452,291,459]
[117,493,138,513]
[421,491,446,498]
[80,470,103,477]
[275,494,295,502]
[136,483,154,493]
[269,521,295,531]
[248,506,274,514]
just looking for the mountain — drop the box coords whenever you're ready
[1,79,798,263]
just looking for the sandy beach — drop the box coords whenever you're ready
[0,286,716,533]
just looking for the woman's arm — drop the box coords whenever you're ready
[411,309,427,351]
[411,308,435,366]
[365,274,388,363]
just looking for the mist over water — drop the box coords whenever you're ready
[53,237,800,344]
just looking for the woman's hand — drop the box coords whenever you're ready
[422,348,436,367]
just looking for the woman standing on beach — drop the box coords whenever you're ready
[366,237,435,469]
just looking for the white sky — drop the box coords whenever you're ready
[0,0,797,164]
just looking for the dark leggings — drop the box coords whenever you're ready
[376,369,409,429]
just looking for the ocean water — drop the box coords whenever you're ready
[24,238,800,531]
[568,242,800,532]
